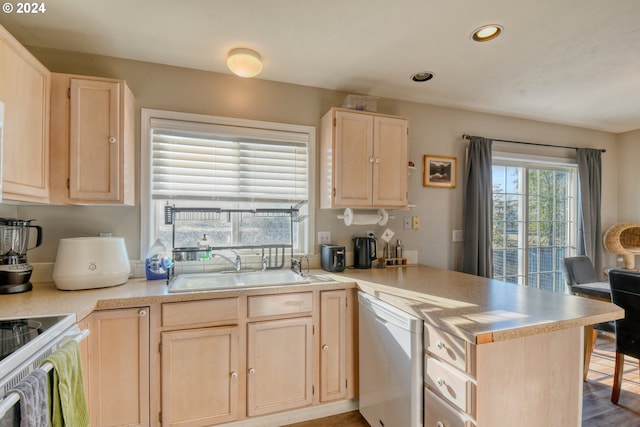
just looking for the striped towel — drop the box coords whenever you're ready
[42,341,89,427]
[9,368,49,427]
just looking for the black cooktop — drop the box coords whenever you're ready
[0,315,71,361]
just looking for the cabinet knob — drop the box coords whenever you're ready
[138,309,147,317]
[248,368,256,375]
[437,422,446,427]
[375,158,380,164]
[436,377,446,387]
[230,371,238,380]
[109,136,117,144]
[322,344,329,351]
[369,157,375,163]
[436,341,445,350]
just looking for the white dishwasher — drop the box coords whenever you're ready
[358,291,423,427]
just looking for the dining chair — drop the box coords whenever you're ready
[562,256,599,290]
[608,268,640,404]
[563,256,615,380]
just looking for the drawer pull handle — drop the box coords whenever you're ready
[230,371,238,380]
[436,377,446,387]
[436,341,445,350]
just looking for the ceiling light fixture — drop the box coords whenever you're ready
[226,48,263,78]
[411,71,434,82]
[471,24,503,42]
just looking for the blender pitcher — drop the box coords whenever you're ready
[0,218,43,264]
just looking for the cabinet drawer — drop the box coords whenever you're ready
[162,298,239,327]
[424,323,475,375]
[248,292,313,318]
[425,356,475,415]
[424,387,473,427]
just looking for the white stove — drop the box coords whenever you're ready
[0,314,77,396]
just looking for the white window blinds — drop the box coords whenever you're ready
[150,118,309,202]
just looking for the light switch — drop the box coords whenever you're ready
[412,216,421,230]
[452,230,464,242]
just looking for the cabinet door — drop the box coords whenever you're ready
[373,116,408,207]
[0,25,50,202]
[247,317,313,416]
[69,78,120,201]
[320,290,347,402]
[88,307,150,427]
[161,326,240,427]
[333,110,373,207]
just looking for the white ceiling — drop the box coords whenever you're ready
[1,0,639,133]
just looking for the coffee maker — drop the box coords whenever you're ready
[0,218,43,294]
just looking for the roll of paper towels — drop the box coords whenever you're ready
[340,208,389,226]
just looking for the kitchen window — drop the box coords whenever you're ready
[492,154,578,292]
[140,109,315,257]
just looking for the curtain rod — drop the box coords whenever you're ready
[462,134,606,153]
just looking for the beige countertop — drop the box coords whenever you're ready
[0,264,623,345]
[337,265,623,343]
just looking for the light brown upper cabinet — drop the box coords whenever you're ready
[320,108,408,209]
[0,25,50,203]
[50,73,135,205]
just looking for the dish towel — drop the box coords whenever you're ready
[9,368,50,427]
[42,341,89,427]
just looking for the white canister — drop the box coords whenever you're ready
[53,237,131,290]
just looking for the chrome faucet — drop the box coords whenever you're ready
[290,255,309,276]
[213,250,242,272]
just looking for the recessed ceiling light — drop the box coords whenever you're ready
[471,24,503,42]
[411,71,434,82]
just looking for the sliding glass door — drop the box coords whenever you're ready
[492,158,579,292]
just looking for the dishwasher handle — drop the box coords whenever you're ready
[358,291,422,333]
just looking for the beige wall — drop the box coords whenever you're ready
[617,129,640,222]
[13,47,626,271]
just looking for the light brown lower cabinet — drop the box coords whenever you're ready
[86,307,150,427]
[161,326,240,427]
[151,289,356,427]
[247,317,314,416]
[319,289,350,402]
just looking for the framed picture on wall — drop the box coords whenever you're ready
[423,155,457,188]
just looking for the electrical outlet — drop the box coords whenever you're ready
[318,231,331,245]
[412,216,421,230]
[403,216,412,230]
[452,229,464,242]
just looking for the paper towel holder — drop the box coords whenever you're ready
[338,208,393,226]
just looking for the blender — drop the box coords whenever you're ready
[0,218,43,294]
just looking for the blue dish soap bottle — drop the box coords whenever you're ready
[145,238,171,280]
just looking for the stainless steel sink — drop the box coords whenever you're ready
[167,269,311,293]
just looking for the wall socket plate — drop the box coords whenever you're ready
[318,231,331,245]
[452,229,464,242]
[403,216,412,230]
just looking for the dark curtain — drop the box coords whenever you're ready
[576,148,603,279]
[461,137,493,277]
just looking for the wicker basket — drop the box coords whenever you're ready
[603,222,640,269]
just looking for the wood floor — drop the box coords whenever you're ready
[284,334,640,427]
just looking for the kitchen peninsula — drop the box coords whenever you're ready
[0,264,622,427]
